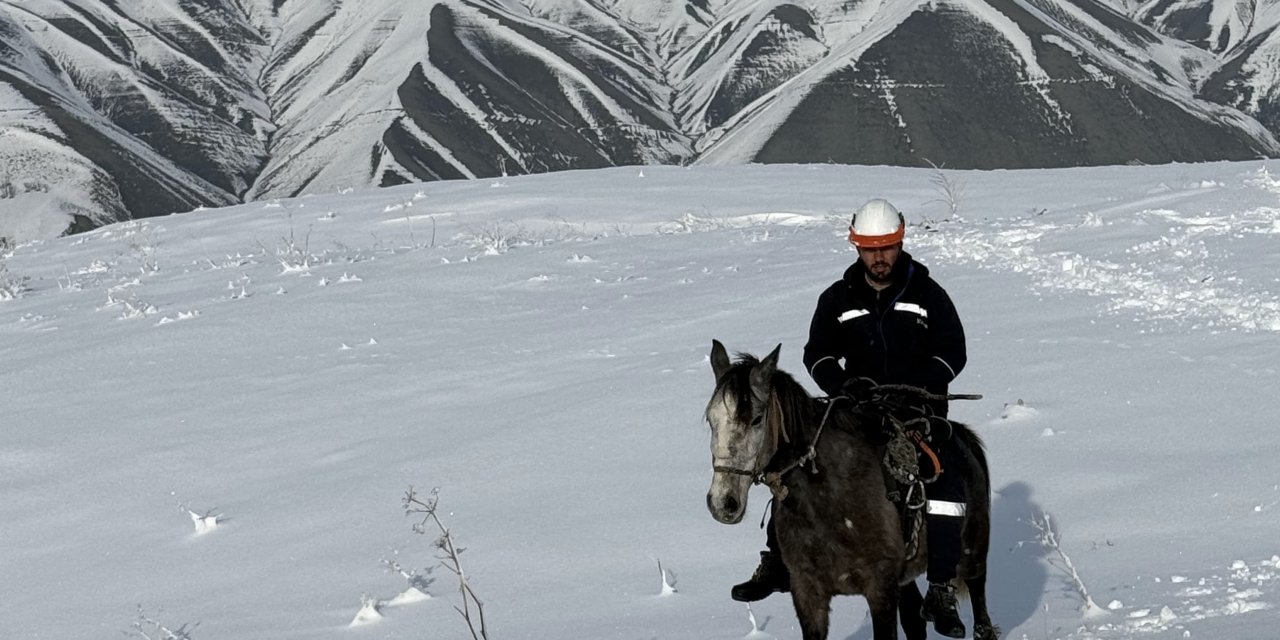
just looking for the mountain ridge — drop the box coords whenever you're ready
[3,0,1279,241]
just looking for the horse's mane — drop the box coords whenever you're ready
[716,353,842,443]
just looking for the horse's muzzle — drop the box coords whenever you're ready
[706,484,747,524]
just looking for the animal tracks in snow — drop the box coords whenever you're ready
[1068,556,1279,639]
[919,178,1280,334]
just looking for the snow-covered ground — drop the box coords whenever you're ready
[2,162,1279,639]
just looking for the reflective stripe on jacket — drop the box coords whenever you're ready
[802,252,966,402]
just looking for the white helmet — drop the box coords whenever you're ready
[848,199,905,248]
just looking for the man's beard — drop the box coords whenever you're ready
[867,261,894,283]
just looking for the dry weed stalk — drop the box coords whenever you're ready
[404,487,489,640]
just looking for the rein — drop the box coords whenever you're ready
[758,395,846,500]
[756,385,981,500]
[875,383,983,402]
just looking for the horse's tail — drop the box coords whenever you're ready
[950,421,993,584]
[951,421,989,490]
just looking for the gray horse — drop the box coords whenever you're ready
[704,340,998,640]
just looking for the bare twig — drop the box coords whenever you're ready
[131,606,197,640]
[1028,510,1107,618]
[923,158,965,221]
[404,212,418,249]
[382,553,434,593]
[404,487,489,640]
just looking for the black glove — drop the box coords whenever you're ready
[840,376,879,401]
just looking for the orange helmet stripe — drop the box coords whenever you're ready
[848,223,905,247]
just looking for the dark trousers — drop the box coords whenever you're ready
[924,442,965,582]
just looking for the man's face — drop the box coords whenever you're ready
[857,243,902,283]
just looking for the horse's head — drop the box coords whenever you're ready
[704,339,781,525]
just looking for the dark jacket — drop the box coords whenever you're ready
[803,252,966,408]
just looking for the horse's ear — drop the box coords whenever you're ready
[763,344,781,369]
[750,344,781,398]
[710,339,731,381]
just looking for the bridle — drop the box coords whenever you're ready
[712,392,844,498]
[712,392,787,482]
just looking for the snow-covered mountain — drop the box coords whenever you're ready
[1135,0,1280,138]
[4,0,1280,240]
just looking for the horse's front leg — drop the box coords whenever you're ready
[864,578,902,640]
[965,572,1001,640]
[789,579,832,640]
[898,581,927,640]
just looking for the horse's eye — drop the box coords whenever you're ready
[750,414,765,426]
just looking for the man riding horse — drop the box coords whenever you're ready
[732,198,971,639]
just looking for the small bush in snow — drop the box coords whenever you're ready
[259,210,318,273]
[1,236,29,300]
[543,216,588,243]
[264,231,317,273]
[123,223,161,275]
[924,158,965,221]
[460,221,531,255]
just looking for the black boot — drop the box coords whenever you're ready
[922,581,966,638]
[730,551,790,602]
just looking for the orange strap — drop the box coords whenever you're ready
[908,430,943,479]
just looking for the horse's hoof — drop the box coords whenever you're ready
[973,622,1002,640]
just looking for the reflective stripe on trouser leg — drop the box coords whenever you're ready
[926,500,967,517]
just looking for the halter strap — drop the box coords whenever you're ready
[712,464,757,478]
[713,392,791,483]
